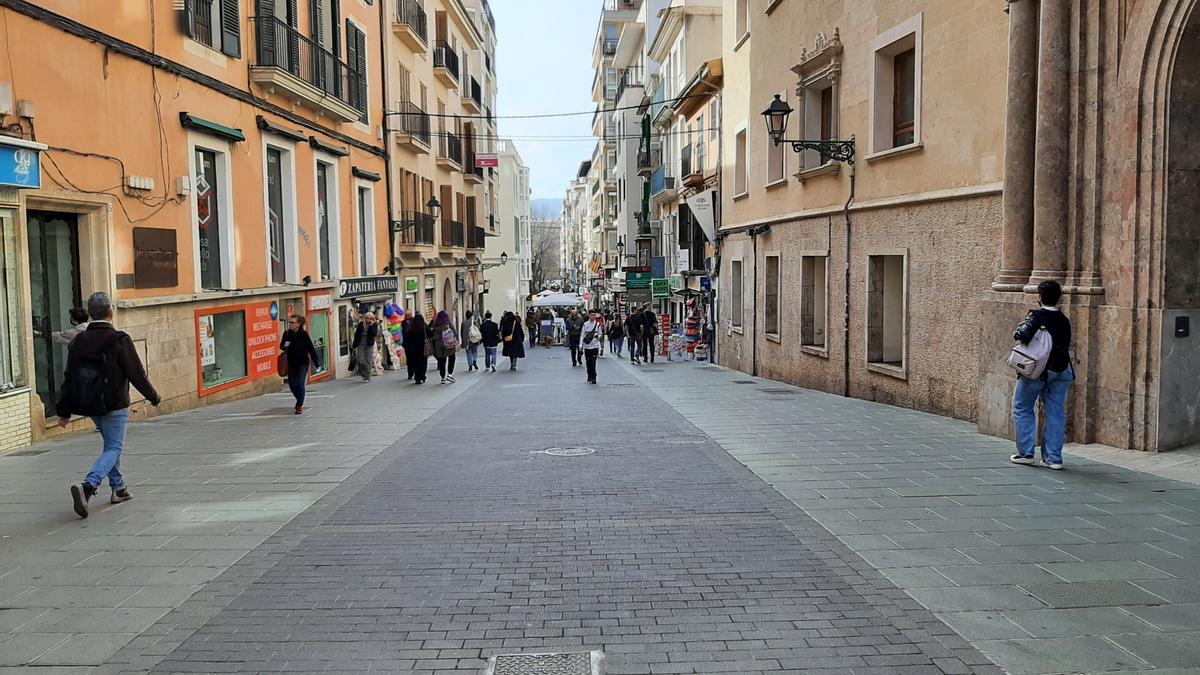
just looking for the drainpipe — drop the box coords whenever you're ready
[377,0,397,278]
[748,224,770,377]
[842,164,856,397]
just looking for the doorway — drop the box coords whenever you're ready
[27,211,82,418]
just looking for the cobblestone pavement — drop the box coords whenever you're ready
[622,357,1200,674]
[99,349,995,675]
[0,364,481,673]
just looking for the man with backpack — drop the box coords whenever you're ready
[1010,280,1073,470]
[58,292,160,518]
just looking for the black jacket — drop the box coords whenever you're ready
[1014,307,1072,373]
[281,329,321,370]
[352,322,379,349]
[58,322,160,416]
[642,311,658,335]
[480,320,501,348]
[625,314,644,337]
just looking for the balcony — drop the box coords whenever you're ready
[602,38,618,56]
[463,76,483,114]
[433,42,460,87]
[467,225,486,250]
[438,132,463,170]
[393,0,428,51]
[681,145,704,188]
[397,211,436,246]
[636,147,653,177]
[249,16,361,123]
[650,165,676,202]
[442,219,466,248]
[464,150,484,183]
[393,101,431,152]
[615,66,644,103]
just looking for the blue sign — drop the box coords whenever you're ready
[700,276,712,293]
[269,301,279,320]
[0,144,41,189]
[651,256,666,279]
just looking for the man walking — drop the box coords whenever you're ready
[526,310,539,348]
[462,310,481,372]
[641,303,658,364]
[625,307,644,364]
[1011,280,1074,470]
[567,309,584,367]
[58,292,160,518]
[480,311,500,372]
[581,310,602,384]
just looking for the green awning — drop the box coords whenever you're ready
[179,112,245,142]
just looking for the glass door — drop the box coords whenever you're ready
[308,311,330,380]
[27,211,82,418]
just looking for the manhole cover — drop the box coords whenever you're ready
[538,447,597,457]
[487,651,601,675]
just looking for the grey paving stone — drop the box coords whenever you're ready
[1037,560,1175,582]
[934,612,1029,640]
[1018,581,1168,608]
[1106,631,1200,668]
[1129,579,1200,603]
[999,607,1157,638]
[973,636,1148,674]
[906,586,1046,612]
[1121,602,1200,632]
[934,564,1064,587]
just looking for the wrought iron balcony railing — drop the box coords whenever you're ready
[395,0,428,43]
[433,41,460,81]
[396,100,431,147]
[440,132,463,166]
[250,16,357,104]
[398,211,436,245]
[442,220,466,248]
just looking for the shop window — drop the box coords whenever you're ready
[871,14,922,154]
[309,312,330,378]
[801,255,827,350]
[316,161,335,281]
[765,255,780,337]
[731,259,743,329]
[193,144,234,290]
[867,253,907,372]
[357,185,376,275]
[338,304,351,358]
[199,310,247,388]
[0,209,25,389]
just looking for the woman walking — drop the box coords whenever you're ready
[500,311,526,370]
[607,311,625,357]
[431,310,459,384]
[352,311,380,383]
[403,313,431,384]
[280,315,321,414]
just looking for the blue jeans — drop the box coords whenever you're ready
[611,336,624,355]
[288,364,309,407]
[86,408,129,490]
[466,343,479,369]
[485,346,498,369]
[1013,366,1075,464]
[630,337,640,360]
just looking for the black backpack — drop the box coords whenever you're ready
[64,333,124,418]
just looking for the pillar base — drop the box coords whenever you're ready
[992,269,1032,292]
[1023,270,1068,293]
[1064,271,1105,296]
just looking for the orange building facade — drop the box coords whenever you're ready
[0,0,394,450]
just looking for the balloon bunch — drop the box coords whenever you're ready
[384,304,405,343]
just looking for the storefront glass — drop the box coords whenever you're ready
[337,304,351,358]
[195,148,224,290]
[309,312,329,377]
[0,209,25,390]
[200,310,247,387]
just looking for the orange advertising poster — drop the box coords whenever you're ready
[246,301,280,380]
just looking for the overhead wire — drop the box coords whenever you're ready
[386,90,712,120]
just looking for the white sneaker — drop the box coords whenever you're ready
[446,375,455,383]
[440,377,447,384]
[1010,454,1037,465]
[1038,460,1064,470]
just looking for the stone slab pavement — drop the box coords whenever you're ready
[0,363,482,672]
[621,356,1200,674]
[100,348,995,675]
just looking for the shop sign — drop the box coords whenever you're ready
[669,275,685,291]
[700,276,712,292]
[0,141,42,189]
[198,315,216,366]
[651,256,666,279]
[677,249,691,272]
[405,276,420,293]
[132,227,178,289]
[475,153,499,168]
[626,271,651,290]
[652,278,670,298]
[337,275,399,298]
[308,292,332,311]
[246,302,279,380]
[627,287,652,304]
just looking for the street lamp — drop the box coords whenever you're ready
[616,237,625,272]
[426,196,442,220]
[761,94,856,165]
[479,251,509,271]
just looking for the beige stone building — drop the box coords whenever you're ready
[717,0,1200,453]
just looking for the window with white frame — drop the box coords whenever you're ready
[314,156,341,281]
[795,31,843,171]
[867,253,907,370]
[734,128,748,196]
[800,255,828,349]
[731,259,744,328]
[265,143,298,285]
[765,255,780,336]
[192,140,235,291]
[871,14,922,154]
[356,184,376,275]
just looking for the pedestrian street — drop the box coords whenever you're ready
[1,350,1199,674]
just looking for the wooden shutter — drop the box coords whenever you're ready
[219,0,241,57]
[331,0,342,56]
[181,0,196,38]
[345,20,359,110]
[310,0,322,42]
[348,22,368,121]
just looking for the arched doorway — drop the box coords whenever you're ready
[442,278,453,317]
[1159,4,1200,449]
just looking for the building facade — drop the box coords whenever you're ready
[483,140,530,314]
[0,0,391,451]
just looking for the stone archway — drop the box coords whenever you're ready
[442,278,453,316]
[1158,5,1200,449]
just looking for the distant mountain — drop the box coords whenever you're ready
[531,199,563,220]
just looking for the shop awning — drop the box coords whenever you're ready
[180,112,245,143]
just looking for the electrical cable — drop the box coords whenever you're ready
[386,90,710,120]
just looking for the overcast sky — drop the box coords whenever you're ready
[493,0,601,201]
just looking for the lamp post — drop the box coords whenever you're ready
[478,251,509,271]
[761,94,856,165]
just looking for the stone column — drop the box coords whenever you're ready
[1028,0,1070,289]
[993,0,1040,291]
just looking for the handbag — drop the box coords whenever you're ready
[424,338,434,358]
[276,352,288,378]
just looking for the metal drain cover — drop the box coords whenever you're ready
[487,651,602,675]
[539,447,597,457]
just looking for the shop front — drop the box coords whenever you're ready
[336,274,400,376]
[195,300,281,397]
[0,136,46,452]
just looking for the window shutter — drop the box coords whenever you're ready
[219,0,242,58]
[350,23,368,121]
[344,20,359,111]
[181,0,196,38]
[331,0,342,58]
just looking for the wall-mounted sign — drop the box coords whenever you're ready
[405,276,420,293]
[246,302,279,380]
[132,227,179,289]
[475,153,499,168]
[626,271,651,290]
[308,291,332,311]
[669,275,685,291]
[337,275,399,298]
[700,276,712,293]
[677,249,691,272]
[198,315,216,366]
[0,140,43,189]
[652,278,670,298]
[651,256,666,279]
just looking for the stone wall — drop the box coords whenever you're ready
[0,390,32,452]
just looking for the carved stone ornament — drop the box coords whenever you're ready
[792,27,844,98]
